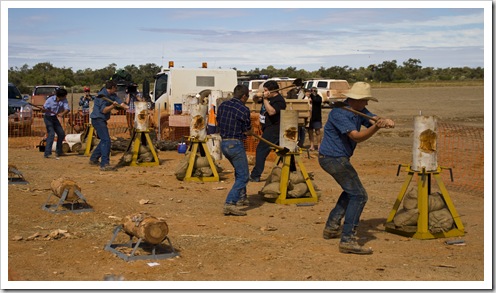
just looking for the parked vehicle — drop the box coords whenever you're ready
[302,79,350,105]
[151,61,237,116]
[8,82,33,135]
[31,85,61,109]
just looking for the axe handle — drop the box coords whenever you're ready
[98,96,125,110]
[251,133,285,151]
[339,106,378,122]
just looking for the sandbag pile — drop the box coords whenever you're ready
[259,166,321,201]
[116,143,156,167]
[393,188,454,233]
[174,151,222,180]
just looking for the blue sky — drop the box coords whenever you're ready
[3,1,490,72]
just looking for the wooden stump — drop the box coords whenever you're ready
[122,212,169,245]
[50,177,82,202]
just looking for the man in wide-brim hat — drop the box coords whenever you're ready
[318,81,394,255]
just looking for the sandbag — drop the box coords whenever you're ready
[429,208,454,233]
[289,171,305,185]
[287,182,308,198]
[429,192,446,212]
[261,182,280,199]
[393,208,419,227]
[403,188,417,210]
[265,167,282,185]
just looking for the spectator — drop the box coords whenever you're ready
[125,84,142,135]
[308,87,323,151]
[79,86,94,124]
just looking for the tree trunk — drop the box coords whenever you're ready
[122,212,169,245]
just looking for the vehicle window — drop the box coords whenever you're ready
[306,81,315,89]
[155,74,168,98]
[331,82,350,90]
[241,81,249,87]
[252,81,264,90]
[35,87,58,96]
[197,76,215,87]
[317,81,328,88]
[9,85,23,100]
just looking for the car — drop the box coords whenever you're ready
[31,85,61,108]
[8,83,33,135]
[302,79,350,105]
[244,78,297,100]
[241,79,266,100]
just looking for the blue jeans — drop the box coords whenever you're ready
[318,155,368,242]
[221,139,249,205]
[44,115,65,157]
[250,126,279,179]
[89,118,111,167]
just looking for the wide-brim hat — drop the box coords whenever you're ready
[346,82,379,102]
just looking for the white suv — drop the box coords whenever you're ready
[302,79,350,104]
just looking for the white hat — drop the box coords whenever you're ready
[346,82,378,102]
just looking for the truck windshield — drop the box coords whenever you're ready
[155,74,168,100]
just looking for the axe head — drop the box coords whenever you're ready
[275,147,290,156]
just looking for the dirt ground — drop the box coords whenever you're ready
[4,86,488,290]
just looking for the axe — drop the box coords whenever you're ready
[250,133,290,155]
[97,95,125,110]
[329,101,379,122]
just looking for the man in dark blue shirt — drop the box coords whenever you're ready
[249,80,286,182]
[319,82,394,255]
[217,84,252,216]
[89,80,128,171]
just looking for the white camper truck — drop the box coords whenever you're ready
[151,62,238,118]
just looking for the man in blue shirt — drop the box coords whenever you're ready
[318,82,394,255]
[217,84,252,216]
[42,88,70,159]
[89,80,128,171]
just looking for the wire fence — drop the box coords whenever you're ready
[7,113,484,195]
[437,122,484,196]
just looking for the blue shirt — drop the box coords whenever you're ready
[43,95,70,117]
[90,88,122,121]
[216,97,251,140]
[319,104,375,158]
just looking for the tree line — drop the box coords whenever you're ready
[8,58,484,94]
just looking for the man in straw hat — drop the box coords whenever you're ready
[318,81,394,255]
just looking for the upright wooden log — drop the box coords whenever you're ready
[279,110,299,152]
[50,177,82,202]
[412,115,438,172]
[122,212,169,245]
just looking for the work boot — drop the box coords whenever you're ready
[223,204,247,216]
[323,227,341,239]
[100,165,117,171]
[236,196,250,207]
[249,176,260,182]
[89,160,100,166]
[339,240,373,255]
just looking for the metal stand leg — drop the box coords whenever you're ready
[273,151,318,205]
[385,165,464,239]
[183,139,219,182]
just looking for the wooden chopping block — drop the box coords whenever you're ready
[50,177,82,202]
[122,212,169,245]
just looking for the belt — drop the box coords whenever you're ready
[222,138,242,141]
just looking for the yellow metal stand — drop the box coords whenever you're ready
[385,164,464,239]
[126,130,160,167]
[183,139,219,182]
[83,124,95,156]
[273,150,318,205]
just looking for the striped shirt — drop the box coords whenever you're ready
[216,97,251,140]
